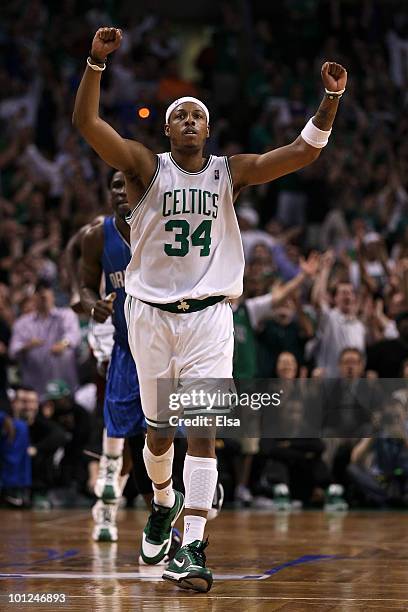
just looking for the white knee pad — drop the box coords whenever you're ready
[143,443,174,485]
[183,455,218,511]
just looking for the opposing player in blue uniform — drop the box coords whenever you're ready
[79,171,154,543]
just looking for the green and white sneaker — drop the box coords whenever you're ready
[139,491,184,565]
[94,455,123,503]
[324,484,349,512]
[273,483,291,512]
[92,500,119,542]
[163,539,213,592]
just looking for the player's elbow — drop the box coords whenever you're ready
[72,103,81,126]
[72,114,99,143]
[72,109,94,132]
[72,111,83,130]
[72,111,88,131]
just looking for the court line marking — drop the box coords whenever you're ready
[0,553,344,578]
[0,573,272,580]
[0,549,79,569]
[256,554,343,578]
[0,555,344,581]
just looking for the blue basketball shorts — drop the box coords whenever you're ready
[104,341,146,438]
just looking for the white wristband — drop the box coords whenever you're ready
[325,87,345,96]
[87,57,106,72]
[301,117,332,149]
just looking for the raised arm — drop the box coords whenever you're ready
[272,252,320,306]
[229,62,347,192]
[245,253,319,329]
[72,28,156,188]
[312,250,335,309]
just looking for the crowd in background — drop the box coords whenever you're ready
[2,0,408,510]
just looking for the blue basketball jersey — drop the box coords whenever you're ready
[102,216,131,347]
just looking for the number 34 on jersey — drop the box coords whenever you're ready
[162,188,218,257]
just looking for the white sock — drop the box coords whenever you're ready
[153,480,175,508]
[103,430,124,457]
[183,515,207,546]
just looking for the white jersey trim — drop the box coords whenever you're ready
[126,155,161,223]
[169,152,213,175]
[224,156,234,192]
[112,218,131,249]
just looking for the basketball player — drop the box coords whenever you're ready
[65,216,125,541]
[78,172,170,548]
[66,216,120,541]
[70,174,221,546]
[73,174,152,543]
[73,27,347,592]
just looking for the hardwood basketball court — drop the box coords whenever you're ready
[0,508,407,611]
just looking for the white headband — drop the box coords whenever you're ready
[165,96,209,124]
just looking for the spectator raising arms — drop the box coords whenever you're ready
[311,251,366,377]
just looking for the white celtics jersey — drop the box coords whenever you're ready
[125,152,244,303]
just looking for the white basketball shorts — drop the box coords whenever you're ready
[125,297,235,428]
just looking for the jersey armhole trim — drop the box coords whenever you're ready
[224,156,234,192]
[126,156,161,223]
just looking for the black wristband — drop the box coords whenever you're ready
[88,51,106,66]
[325,92,343,100]
[324,88,345,101]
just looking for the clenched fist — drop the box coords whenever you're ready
[91,27,122,63]
[91,292,116,323]
[321,61,347,92]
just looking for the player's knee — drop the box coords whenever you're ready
[146,427,173,456]
[143,441,174,485]
[148,439,172,456]
[187,437,216,458]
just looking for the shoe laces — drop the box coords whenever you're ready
[93,500,118,525]
[147,504,170,542]
[187,537,209,567]
[101,505,115,524]
[105,458,120,483]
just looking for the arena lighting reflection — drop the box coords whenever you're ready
[138,107,150,119]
